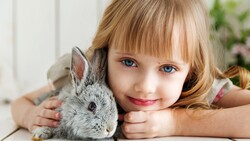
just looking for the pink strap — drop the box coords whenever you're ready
[212,88,224,104]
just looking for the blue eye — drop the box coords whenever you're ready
[122,59,136,67]
[161,66,176,73]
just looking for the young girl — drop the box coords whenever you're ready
[12,0,250,139]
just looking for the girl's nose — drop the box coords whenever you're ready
[134,72,157,95]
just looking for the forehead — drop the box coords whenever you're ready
[108,3,192,64]
[109,22,187,64]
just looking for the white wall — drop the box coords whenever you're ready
[0,0,110,95]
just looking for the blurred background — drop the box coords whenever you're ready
[0,0,250,103]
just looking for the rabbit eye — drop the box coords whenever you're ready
[88,101,96,113]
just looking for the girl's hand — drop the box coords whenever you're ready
[121,109,176,139]
[27,96,63,132]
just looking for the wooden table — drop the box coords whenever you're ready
[0,103,248,141]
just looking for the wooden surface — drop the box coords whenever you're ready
[0,103,248,141]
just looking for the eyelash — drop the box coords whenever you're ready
[121,58,177,73]
[160,65,177,73]
[121,58,137,67]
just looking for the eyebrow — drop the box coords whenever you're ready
[114,51,186,66]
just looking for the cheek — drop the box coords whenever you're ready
[107,62,125,97]
[160,78,186,106]
[107,68,129,108]
[162,85,182,100]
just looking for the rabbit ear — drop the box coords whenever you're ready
[91,48,108,83]
[70,46,90,95]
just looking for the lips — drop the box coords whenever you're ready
[128,96,157,106]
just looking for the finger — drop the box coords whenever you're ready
[42,99,63,109]
[47,96,59,100]
[124,111,147,123]
[122,122,147,134]
[34,116,59,128]
[39,109,61,120]
[118,114,124,121]
[122,123,157,139]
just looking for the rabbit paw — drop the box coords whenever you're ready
[32,127,53,140]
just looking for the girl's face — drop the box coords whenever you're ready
[107,48,190,112]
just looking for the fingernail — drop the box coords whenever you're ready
[53,122,59,127]
[55,113,61,119]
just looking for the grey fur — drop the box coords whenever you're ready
[32,47,118,140]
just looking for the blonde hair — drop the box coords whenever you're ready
[86,0,250,109]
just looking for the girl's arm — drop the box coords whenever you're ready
[216,85,250,107]
[172,85,250,138]
[122,85,250,139]
[11,85,62,132]
[122,104,250,138]
[175,104,250,138]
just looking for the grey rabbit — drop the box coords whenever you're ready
[32,47,118,140]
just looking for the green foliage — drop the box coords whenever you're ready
[210,0,250,72]
[210,0,230,31]
[210,0,250,50]
[210,0,249,88]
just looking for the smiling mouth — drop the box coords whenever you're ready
[128,96,157,106]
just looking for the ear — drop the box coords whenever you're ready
[70,46,90,95]
[91,48,108,83]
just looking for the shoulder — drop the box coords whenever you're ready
[47,53,71,90]
[206,78,233,105]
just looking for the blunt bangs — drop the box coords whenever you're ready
[109,0,197,64]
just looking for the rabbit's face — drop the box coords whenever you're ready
[63,83,118,139]
[66,47,118,139]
